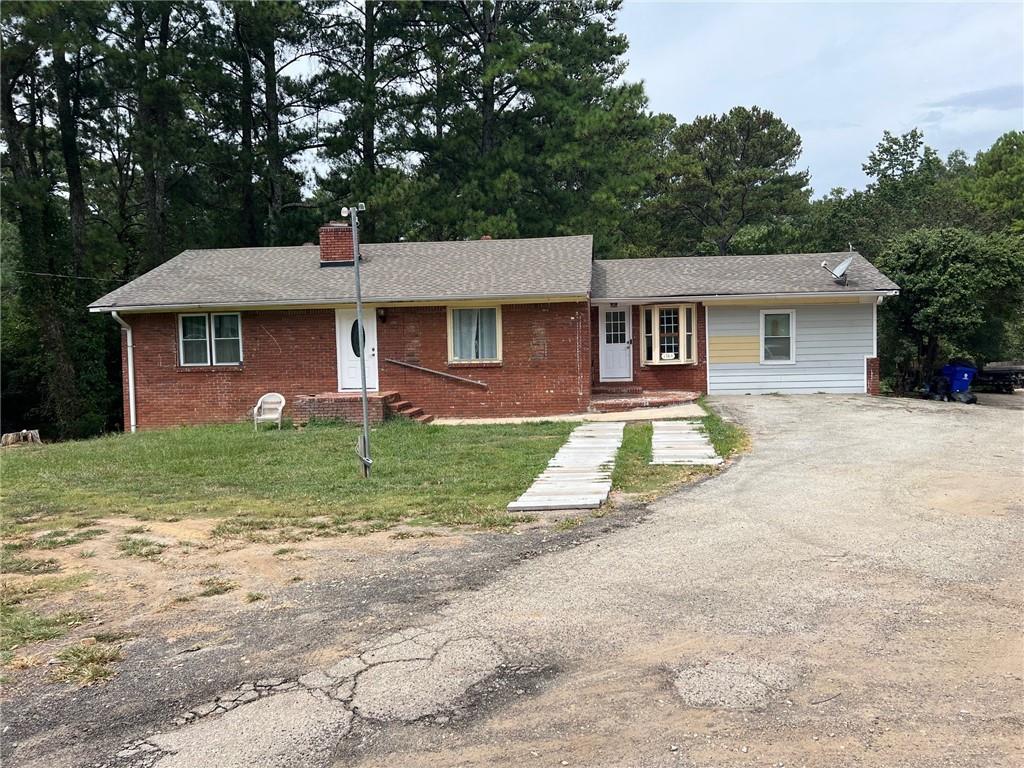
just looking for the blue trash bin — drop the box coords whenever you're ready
[941,363,976,393]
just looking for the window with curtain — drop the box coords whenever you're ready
[761,311,794,363]
[641,305,696,364]
[179,313,242,366]
[450,307,500,362]
[179,315,210,366]
[212,313,242,364]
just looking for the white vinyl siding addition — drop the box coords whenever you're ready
[708,303,874,394]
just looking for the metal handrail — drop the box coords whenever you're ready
[384,358,489,389]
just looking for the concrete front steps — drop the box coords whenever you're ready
[589,389,700,413]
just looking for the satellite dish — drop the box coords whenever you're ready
[822,255,854,285]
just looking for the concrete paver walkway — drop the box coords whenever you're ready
[433,402,704,425]
[507,421,625,511]
[650,420,722,465]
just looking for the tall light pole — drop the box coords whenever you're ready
[342,203,372,478]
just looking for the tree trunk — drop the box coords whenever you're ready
[1,68,81,432]
[133,4,171,271]
[234,11,260,246]
[479,2,501,156]
[263,34,283,245]
[51,38,88,275]
[361,0,377,175]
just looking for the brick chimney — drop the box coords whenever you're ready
[319,221,355,266]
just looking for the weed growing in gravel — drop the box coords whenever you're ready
[123,525,150,535]
[32,528,106,550]
[117,536,166,559]
[50,642,123,684]
[245,592,265,603]
[0,554,60,575]
[196,578,236,597]
[553,517,583,531]
[91,632,132,643]
[0,574,91,606]
[0,606,87,660]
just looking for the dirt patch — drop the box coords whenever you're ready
[673,656,800,708]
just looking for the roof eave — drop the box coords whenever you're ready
[88,290,591,313]
[593,289,900,303]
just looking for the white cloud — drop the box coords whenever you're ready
[617,1,1024,194]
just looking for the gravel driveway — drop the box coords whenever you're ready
[11,395,1024,768]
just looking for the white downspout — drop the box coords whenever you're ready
[111,312,137,433]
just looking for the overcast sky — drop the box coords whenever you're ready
[617,1,1024,196]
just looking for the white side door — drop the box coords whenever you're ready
[336,309,378,391]
[599,307,632,381]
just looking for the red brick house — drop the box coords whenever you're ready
[89,224,899,430]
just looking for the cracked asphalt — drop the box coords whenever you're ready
[6,395,1023,767]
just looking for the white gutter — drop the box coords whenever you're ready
[111,312,137,433]
[598,290,899,303]
[88,291,590,314]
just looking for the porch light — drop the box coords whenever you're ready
[376,307,387,323]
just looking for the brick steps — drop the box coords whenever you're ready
[385,395,435,424]
[588,390,701,413]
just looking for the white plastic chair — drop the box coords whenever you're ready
[253,393,286,430]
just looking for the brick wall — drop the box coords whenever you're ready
[377,302,591,417]
[589,304,708,393]
[866,356,881,396]
[122,309,337,429]
[293,393,388,424]
[119,301,591,429]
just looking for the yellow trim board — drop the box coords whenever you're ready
[708,335,760,363]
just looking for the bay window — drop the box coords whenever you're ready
[641,304,696,364]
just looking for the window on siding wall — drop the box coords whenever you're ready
[641,305,696,364]
[761,310,795,364]
[449,307,501,362]
[179,313,242,366]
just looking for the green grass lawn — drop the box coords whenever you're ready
[612,400,748,497]
[1,420,576,541]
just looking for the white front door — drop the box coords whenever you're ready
[336,309,379,391]
[599,306,632,381]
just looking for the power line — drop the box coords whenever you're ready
[5,270,130,283]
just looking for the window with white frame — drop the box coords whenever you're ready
[760,310,795,364]
[178,313,242,366]
[448,307,501,362]
[641,304,696,364]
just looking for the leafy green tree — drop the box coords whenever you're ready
[800,130,981,259]
[876,228,1024,391]
[962,130,1024,233]
[641,106,810,256]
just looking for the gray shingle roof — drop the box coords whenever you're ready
[591,252,899,299]
[89,235,595,311]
